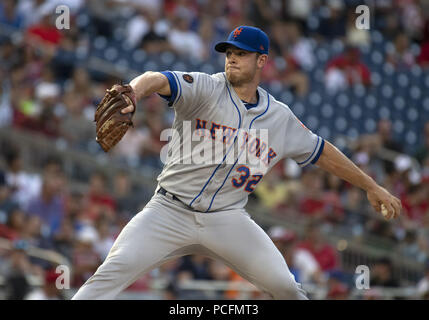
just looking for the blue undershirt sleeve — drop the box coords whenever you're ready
[158,71,178,107]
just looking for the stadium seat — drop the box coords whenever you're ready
[172,61,188,72]
[405,131,417,145]
[384,42,394,54]
[425,75,429,88]
[364,118,377,133]
[411,65,423,77]
[113,27,125,42]
[75,46,87,61]
[274,56,287,72]
[424,98,429,112]
[407,108,419,122]
[290,101,305,118]
[364,93,377,108]
[116,58,129,70]
[316,47,329,63]
[160,52,176,67]
[381,84,394,99]
[143,60,159,71]
[352,84,366,98]
[104,47,119,62]
[200,63,215,74]
[370,30,383,44]
[94,36,107,50]
[336,93,350,108]
[331,39,344,54]
[382,63,395,76]
[76,13,90,29]
[378,106,391,120]
[393,96,406,111]
[396,73,409,87]
[371,51,383,65]
[346,127,359,139]
[280,91,295,105]
[371,72,382,86]
[334,117,348,132]
[409,86,422,100]
[121,41,134,53]
[312,68,325,83]
[318,126,331,140]
[307,15,320,31]
[132,49,147,63]
[410,43,421,56]
[321,103,334,119]
[393,119,405,134]
[309,92,322,107]
[350,104,362,120]
[268,81,283,98]
[306,115,319,131]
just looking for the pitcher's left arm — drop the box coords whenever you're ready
[314,140,402,220]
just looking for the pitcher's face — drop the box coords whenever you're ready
[224,46,260,86]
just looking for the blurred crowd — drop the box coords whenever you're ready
[0,0,429,300]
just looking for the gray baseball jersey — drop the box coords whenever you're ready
[72,70,323,300]
[157,70,324,212]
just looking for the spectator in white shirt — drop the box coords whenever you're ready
[268,226,326,286]
[168,16,206,61]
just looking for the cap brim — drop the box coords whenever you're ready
[215,41,258,53]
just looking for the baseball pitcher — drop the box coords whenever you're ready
[74,26,402,300]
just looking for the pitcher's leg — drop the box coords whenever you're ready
[198,211,308,300]
[72,196,196,299]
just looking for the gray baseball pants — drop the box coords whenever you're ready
[72,192,308,300]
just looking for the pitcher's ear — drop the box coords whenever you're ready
[258,54,268,67]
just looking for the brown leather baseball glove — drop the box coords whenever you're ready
[94,83,136,152]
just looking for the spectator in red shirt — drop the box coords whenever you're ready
[26,11,62,46]
[322,173,345,224]
[401,184,429,226]
[325,46,371,93]
[25,268,65,300]
[418,40,429,67]
[299,169,326,218]
[0,207,25,241]
[299,170,344,223]
[25,9,63,60]
[298,222,339,273]
[85,171,116,223]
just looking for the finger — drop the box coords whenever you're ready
[385,202,395,220]
[389,198,401,218]
[391,200,399,216]
[393,200,402,218]
[368,198,379,213]
[121,105,134,114]
[396,198,403,213]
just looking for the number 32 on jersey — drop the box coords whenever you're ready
[232,166,263,193]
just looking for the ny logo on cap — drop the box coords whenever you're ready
[233,27,243,39]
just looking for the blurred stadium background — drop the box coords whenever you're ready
[1,0,429,300]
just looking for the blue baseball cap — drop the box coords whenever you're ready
[215,26,269,55]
